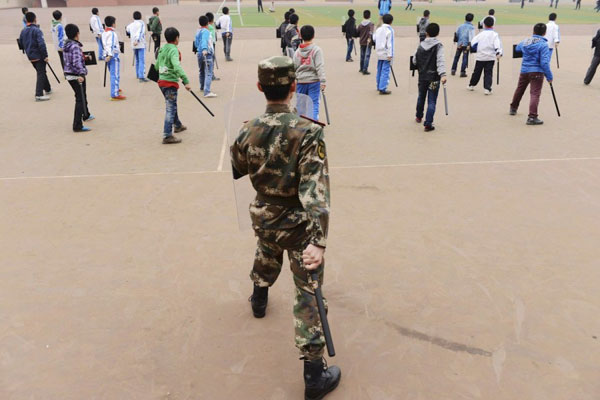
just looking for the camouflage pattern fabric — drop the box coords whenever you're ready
[257,56,296,86]
[230,98,330,360]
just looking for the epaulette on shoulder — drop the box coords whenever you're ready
[300,115,326,127]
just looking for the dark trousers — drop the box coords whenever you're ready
[469,60,495,90]
[31,60,51,97]
[416,80,440,127]
[575,0,581,9]
[405,2,413,9]
[222,32,233,58]
[152,33,161,58]
[68,78,90,131]
[58,51,64,69]
[510,72,544,118]
[359,44,371,72]
[346,38,354,61]
[584,56,600,84]
[451,47,469,73]
[258,0,263,12]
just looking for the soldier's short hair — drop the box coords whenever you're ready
[262,84,292,101]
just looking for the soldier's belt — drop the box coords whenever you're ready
[256,193,302,208]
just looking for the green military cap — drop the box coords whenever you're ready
[258,56,296,86]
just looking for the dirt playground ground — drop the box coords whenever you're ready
[1,4,600,400]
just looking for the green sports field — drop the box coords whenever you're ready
[230,4,600,27]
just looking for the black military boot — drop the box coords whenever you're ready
[249,285,268,318]
[303,358,341,400]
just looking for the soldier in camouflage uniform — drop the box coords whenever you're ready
[230,56,341,400]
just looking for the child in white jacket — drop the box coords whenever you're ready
[545,13,560,58]
[468,16,502,95]
[374,13,394,94]
[126,11,148,82]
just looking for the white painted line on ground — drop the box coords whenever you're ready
[217,41,245,172]
[0,170,223,181]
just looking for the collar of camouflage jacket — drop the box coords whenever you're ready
[265,103,293,113]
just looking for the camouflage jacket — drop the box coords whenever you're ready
[230,103,330,248]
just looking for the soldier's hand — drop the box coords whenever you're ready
[302,244,324,270]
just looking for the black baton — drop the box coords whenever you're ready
[46,61,60,84]
[443,83,448,116]
[496,59,500,85]
[189,90,215,117]
[555,47,560,69]
[321,90,331,125]
[390,65,398,87]
[103,61,107,87]
[310,272,335,357]
[549,82,561,117]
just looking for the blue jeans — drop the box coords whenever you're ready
[296,81,321,121]
[360,45,371,72]
[134,48,145,79]
[197,52,214,95]
[346,38,354,61]
[376,60,391,91]
[416,80,440,127]
[451,47,469,73]
[107,55,121,98]
[96,36,105,60]
[160,86,182,137]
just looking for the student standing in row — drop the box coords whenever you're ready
[63,24,95,132]
[149,7,162,59]
[279,12,291,55]
[510,23,553,125]
[412,23,446,132]
[155,27,191,144]
[51,10,65,69]
[343,10,357,62]
[206,12,220,81]
[417,10,430,42]
[126,11,148,82]
[217,7,233,61]
[545,13,560,59]
[284,13,301,58]
[375,13,394,95]
[584,28,600,85]
[90,8,104,61]
[357,10,375,75]
[102,16,126,100]
[293,25,326,121]
[452,13,474,78]
[467,17,502,95]
[195,15,217,98]
[19,12,52,101]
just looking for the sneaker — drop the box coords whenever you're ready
[415,117,422,123]
[139,78,149,83]
[174,125,187,133]
[85,114,95,121]
[526,117,544,125]
[212,76,221,81]
[379,90,391,95]
[424,125,436,132]
[75,126,92,132]
[484,89,492,95]
[467,86,475,91]
[35,95,50,101]
[111,95,127,101]
[460,72,468,78]
[200,87,204,92]
[204,92,217,98]
[162,135,182,144]
[45,89,52,95]
[509,109,517,116]
[363,71,371,75]
[346,58,354,62]
[451,70,456,76]
[226,57,233,62]
[359,69,364,73]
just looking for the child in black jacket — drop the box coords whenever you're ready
[343,9,358,62]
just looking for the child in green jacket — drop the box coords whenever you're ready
[155,27,191,144]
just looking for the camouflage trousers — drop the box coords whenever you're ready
[250,228,327,361]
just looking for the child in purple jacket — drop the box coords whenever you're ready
[63,24,95,132]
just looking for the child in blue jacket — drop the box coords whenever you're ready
[509,23,553,125]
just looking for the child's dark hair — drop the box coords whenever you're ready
[382,13,393,25]
[483,16,494,27]
[549,12,557,21]
[92,8,98,15]
[424,10,430,17]
[104,16,116,27]
[284,11,291,21]
[133,11,142,20]
[52,10,62,20]
[300,25,315,41]
[290,14,299,25]
[426,22,439,37]
[222,7,229,14]
[206,12,214,22]
[489,9,495,16]
[262,84,292,101]
[465,13,474,22]
[363,10,371,19]
[65,23,79,39]
[289,8,295,14]
[533,23,547,36]
[199,15,208,26]
[22,7,28,14]
[152,7,159,14]
[348,9,355,17]
[165,27,179,43]
[25,12,36,23]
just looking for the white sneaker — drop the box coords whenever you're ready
[484,89,492,95]
[204,92,218,98]
[35,95,50,101]
[467,86,474,91]
[45,89,52,95]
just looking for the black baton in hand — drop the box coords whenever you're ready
[390,65,398,87]
[321,90,331,125]
[555,47,560,69]
[443,83,448,116]
[189,90,215,117]
[496,59,500,85]
[310,272,335,357]
[549,82,561,117]
[103,61,107,87]
[46,61,60,84]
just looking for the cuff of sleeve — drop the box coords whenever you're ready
[310,236,327,248]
